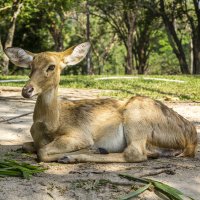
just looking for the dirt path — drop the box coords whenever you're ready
[0,87,199,200]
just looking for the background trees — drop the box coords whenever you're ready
[0,0,199,75]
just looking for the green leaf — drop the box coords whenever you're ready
[22,171,31,179]
[119,183,152,200]
[152,180,182,194]
[153,181,194,200]
[0,169,21,177]
[118,174,194,200]
[0,159,45,179]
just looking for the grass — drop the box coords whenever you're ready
[0,75,199,101]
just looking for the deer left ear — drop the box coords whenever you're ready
[61,42,90,68]
[4,47,34,68]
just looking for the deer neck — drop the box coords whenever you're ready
[33,86,60,129]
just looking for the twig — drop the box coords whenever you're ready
[0,112,33,123]
[0,5,11,12]
[47,192,56,200]
[63,168,175,187]
[68,167,175,178]
[63,178,133,186]
[138,169,175,177]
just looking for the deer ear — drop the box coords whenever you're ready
[4,47,34,68]
[61,42,90,68]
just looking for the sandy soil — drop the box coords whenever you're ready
[0,86,199,200]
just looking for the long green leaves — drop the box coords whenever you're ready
[0,159,45,179]
[120,183,152,200]
[118,173,194,200]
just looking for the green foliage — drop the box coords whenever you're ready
[0,0,199,75]
[0,159,45,179]
[119,174,194,200]
[149,29,180,74]
[119,183,152,200]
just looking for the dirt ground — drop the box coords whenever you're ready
[0,86,199,200]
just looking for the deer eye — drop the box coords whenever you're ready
[47,65,55,71]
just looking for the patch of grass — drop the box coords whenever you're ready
[0,75,199,101]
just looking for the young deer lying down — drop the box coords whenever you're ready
[5,42,197,163]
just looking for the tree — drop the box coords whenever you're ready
[0,0,198,75]
[133,5,157,74]
[92,0,137,74]
[85,0,93,74]
[39,0,77,51]
[181,0,200,74]
[158,0,190,74]
[1,0,23,75]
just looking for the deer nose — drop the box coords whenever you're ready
[22,85,34,98]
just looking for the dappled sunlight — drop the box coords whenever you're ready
[0,0,200,198]
[0,86,199,199]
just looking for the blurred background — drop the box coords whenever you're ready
[0,0,200,76]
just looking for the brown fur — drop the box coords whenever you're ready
[5,43,198,163]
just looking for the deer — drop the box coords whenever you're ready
[5,42,197,163]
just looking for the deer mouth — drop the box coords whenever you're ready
[22,85,35,98]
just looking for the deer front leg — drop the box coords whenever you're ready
[56,141,148,163]
[22,142,36,153]
[31,122,52,149]
[58,153,127,163]
[22,122,52,154]
[37,134,94,162]
[22,122,51,153]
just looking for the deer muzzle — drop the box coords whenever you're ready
[22,85,34,98]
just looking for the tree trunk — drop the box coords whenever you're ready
[138,53,145,74]
[2,0,23,75]
[190,38,193,72]
[86,0,93,75]
[0,38,3,60]
[191,0,200,74]
[0,38,4,73]
[192,36,200,74]
[124,10,135,75]
[135,33,150,75]
[49,24,64,52]
[159,0,190,74]
[125,41,133,74]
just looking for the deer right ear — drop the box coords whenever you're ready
[61,42,90,68]
[4,47,34,68]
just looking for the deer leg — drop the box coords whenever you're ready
[147,149,183,159]
[37,135,94,162]
[146,144,183,158]
[29,122,53,152]
[58,153,127,163]
[58,141,148,164]
[57,149,148,163]
[38,146,108,162]
[22,142,36,153]
[22,122,53,153]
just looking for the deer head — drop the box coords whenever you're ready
[5,42,90,98]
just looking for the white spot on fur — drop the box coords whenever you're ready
[95,123,126,153]
[43,89,55,105]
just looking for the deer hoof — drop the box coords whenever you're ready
[58,156,75,164]
[89,146,109,154]
[97,148,109,154]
